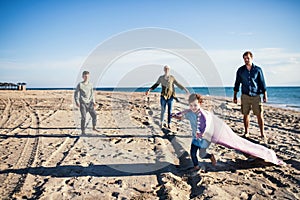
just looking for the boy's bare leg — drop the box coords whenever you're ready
[210,154,217,166]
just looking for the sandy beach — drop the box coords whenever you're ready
[0,90,299,199]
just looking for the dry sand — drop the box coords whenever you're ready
[0,90,299,199]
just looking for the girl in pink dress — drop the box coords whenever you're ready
[172,94,285,168]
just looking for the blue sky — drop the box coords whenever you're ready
[0,0,300,87]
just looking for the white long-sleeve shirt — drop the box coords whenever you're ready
[74,82,95,105]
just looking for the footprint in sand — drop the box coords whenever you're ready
[148,110,153,115]
[113,152,124,158]
[261,183,276,195]
[112,192,119,198]
[154,120,160,126]
[262,171,289,187]
[65,179,75,187]
[110,138,122,145]
[125,138,134,144]
[114,179,122,187]
[142,121,150,126]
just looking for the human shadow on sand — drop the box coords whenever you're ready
[0,133,189,139]
[0,127,279,199]
[0,162,180,177]
[16,126,146,130]
[0,146,276,199]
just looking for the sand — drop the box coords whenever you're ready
[0,90,299,199]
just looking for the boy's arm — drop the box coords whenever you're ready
[74,84,80,107]
[91,85,98,109]
[91,85,96,104]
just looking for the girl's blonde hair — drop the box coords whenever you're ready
[188,93,203,104]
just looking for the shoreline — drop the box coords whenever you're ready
[1,89,300,113]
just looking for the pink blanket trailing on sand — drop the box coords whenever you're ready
[210,113,285,165]
[175,109,285,165]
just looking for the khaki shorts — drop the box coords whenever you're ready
[241,94,263,115]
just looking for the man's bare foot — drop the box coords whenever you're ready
[260,135,268,144]
[244,132,250,137]
[210,154,217,166]
[93,127,100,132]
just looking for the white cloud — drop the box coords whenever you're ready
[83,48,223,87]
[0,56,85,87]
[1,48,299,88]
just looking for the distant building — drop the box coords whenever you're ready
[0,82,26,90]
[17,82,27,91]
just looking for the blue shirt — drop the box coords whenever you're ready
[184,111,210,148]
[234,64,267,96]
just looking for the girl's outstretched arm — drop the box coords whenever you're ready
[171,113,183,120]
[171,109,190,120]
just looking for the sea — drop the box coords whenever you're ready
[28,87,300,112]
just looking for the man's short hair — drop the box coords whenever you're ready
[243,51,253,58]
[82,71,90,76]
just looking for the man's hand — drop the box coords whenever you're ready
[262,91,268,103]
[233,91,238,104]
[76,102,80,107]
[145,90,150,96]
[263,94,267,103]
[233,96,238,104]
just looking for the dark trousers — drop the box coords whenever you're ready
[80,102,97,132]
[160,96,174,124]
[190,143,212,167]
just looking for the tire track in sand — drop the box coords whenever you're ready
[35,97,78,167]
[0,99,32,136]
[26,97,79,199]
[0,99,32,194]
[0,98,12,128]
[1,100,41,199]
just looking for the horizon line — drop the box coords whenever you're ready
[24,86,300,90]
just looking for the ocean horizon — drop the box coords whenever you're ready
[26,86,300,112]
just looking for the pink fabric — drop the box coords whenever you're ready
[211,114,285,165]
[172,109,285,165]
